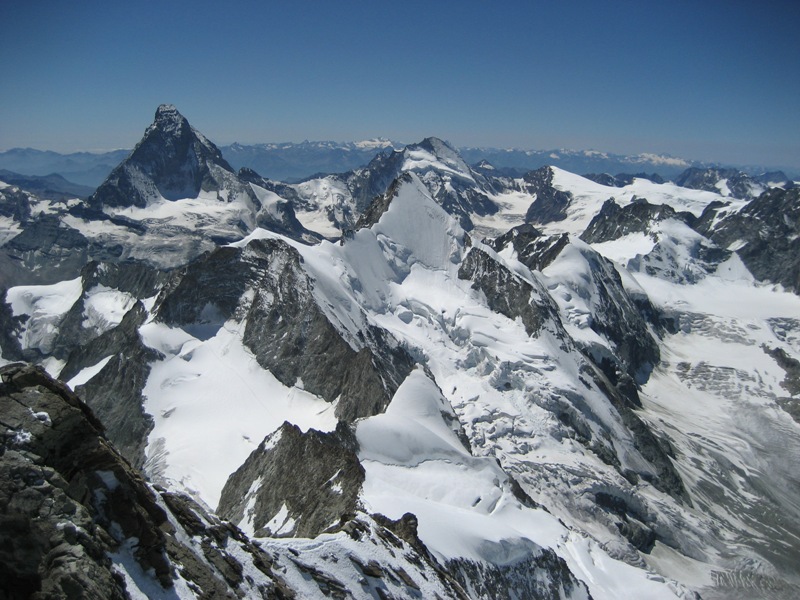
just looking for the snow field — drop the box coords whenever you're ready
[140,321,337,508]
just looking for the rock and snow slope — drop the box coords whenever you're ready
[1,105,799,599]
[0,105,318,288]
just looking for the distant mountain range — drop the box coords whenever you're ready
[2,140,795,192]
[0,147,130,187]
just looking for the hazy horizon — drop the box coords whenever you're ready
[2,1,799,170]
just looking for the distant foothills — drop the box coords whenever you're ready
[0,141,796,190]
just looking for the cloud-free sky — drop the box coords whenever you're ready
[2,0,798,169]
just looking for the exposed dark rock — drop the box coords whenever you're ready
[89,104,236,209]
[237,167,301,202]
[627,231,732,286]
[583,361,689,503]
[763,345,800,424]
[458,246,561,337]
[676,167,772,200]
[573,244,661,384]
[154,237,415,423]
[322,138,499,232]
[682,200,727,236]
[445,546,589,600]
[81,259,167,299]
[491,224,569,272]
[754,170,790,185]
[583,172,665,187]
[594,491,657,553]
[155,245,252,332]
[47,261,166,362]
[704,187,800,293]
[2,215,91,285]
[238,239,414,422]
[355,173,411,231]
[0,363,172,596]
[0,183,33,222]
[763,345,800,397]
[70,338,161,472]
[159,492,296,600]
[86,104,316,247]
[217,422,364,538]
[47,298,161,471]
[522,167,573,224]
[0,292,25,362]
[0,363,297,599]
[59,294,145,375]
[580,198,695,245]
[582,172,619,187]
[372,513,432,562]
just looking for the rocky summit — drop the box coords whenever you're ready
[1,105,799,599]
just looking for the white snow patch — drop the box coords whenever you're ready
[67,355,114,389]
[83,285,136,334]
[264,503,296,536]
[141,321,337,508]
[7,277,83,353]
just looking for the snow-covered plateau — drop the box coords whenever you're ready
[1,105,798,599]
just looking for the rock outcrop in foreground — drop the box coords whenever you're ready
[0,363,293,599]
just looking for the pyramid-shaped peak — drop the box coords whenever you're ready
[413,137,461,159]
[151,104,191,136]
[416,136,455,154]
[405,137,471,174]
[88,104,235,208]
[154,103,183,121]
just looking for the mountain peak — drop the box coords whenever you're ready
[415,136,455,155]
[405,137,469,173]
[149,103,192,139]
[155,103,181,120]
[88,105,235,208]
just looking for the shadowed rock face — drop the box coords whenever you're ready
[315,137,499,232]
[580,197,695,244]
[2,215,95,286]
[85,104,318,252]
[459,243,687,505]
[0,363,172,597]
[155,237,415,423]
[675,167,781,200]
[491,223,569,272]
[0,363,297,600]
[445,549,587,600]
[523,167,573,225]
[458,245,561,337]
[217,422,364,539]
[89,104,236,209]
[0,184,33,223]
[704,187,800,293]
[573,244,662,385]
[583,172,665,187]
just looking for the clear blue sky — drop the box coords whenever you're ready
[2,0,799,169]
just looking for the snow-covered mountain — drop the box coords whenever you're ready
[459,147,700,181]
[290,136,502,236]
[1,105,799,599]
[0,105,318,287]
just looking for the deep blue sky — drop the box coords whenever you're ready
[2,0,799,169]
